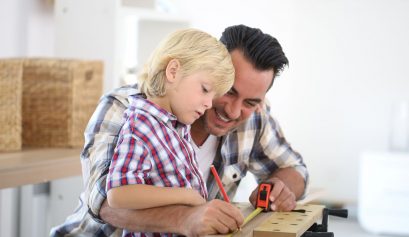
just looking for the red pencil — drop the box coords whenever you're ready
[210,165,230,203]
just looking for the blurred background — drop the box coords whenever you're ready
[1,0,409,236]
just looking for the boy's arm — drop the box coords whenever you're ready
[107,127,205,210]
[107,185,205,209]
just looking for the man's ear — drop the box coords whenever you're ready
[165,59,180,83]
[256,98,265,113]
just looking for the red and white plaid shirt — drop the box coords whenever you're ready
[107,95,207,195]
[106,95,207,237]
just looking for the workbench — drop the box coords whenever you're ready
[208,203,327,237]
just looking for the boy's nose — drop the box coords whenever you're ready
[204,95,213,109]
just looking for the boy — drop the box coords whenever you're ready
[105,29,234,237]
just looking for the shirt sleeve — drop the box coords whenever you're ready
[83,85,138,220]
[106,123,152,191]
[249,103,309,195]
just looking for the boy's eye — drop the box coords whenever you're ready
[202,85,209,93]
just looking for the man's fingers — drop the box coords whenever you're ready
[249,188,258,207]
[218,201,244,229]
[269,179,285,200]
[184,200,243,236]
[272,186,290,207]
[267,178,297,212]
[251,178,297,212]
[275,191,296,211]
[213,216,238,234]
[206,200,244,233]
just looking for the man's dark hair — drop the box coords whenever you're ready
[220,25,289,82]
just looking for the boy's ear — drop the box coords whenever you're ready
[165,59,180,83]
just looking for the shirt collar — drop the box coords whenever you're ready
[129,95,187,132]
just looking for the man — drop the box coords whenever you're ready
[51,25,308,237]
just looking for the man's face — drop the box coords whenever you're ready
[202,50,274,136]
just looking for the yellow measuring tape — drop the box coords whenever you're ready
[227,207,264,237]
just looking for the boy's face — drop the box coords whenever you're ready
[201,50,274,136]
[168,71,216,125]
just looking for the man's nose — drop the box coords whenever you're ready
[225,99,241,120]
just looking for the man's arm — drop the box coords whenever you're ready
[246,101,308,211]
[272,167,305,199]
[100,199,244,236]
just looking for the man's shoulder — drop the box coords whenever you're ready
[103,84,140,105]
[85,84,140,134]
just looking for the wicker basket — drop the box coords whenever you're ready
[22,59,103,148]
[0,60,23,152]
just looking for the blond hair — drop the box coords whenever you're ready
[138,28,234,97]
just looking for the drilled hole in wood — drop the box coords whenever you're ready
[290,223,298,226]
[271,222,279,224]
[273,229,281,231]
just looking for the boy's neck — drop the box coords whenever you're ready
[147,95,211,146]
[147,96,171,114]
[190,117,210,147]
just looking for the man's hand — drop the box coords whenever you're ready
[182,199,244,237]
[249,177,296,212]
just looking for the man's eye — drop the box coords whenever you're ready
[226,89,234,95]
[245,101,257,107]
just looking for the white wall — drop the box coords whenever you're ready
[0,1,56,236]
[0,0,54,58]
[0,1,27,57]
[177,0,409,202]
[275,0,409,202]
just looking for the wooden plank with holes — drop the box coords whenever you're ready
[208,203,324,237]
[253,204,324,237]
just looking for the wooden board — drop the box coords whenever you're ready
[208,203,324,237]
[253,204,324,237]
